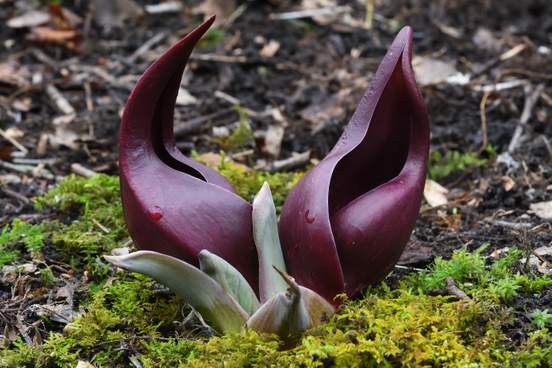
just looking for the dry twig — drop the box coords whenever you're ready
[269,6,350,20]
[127,31,167,64]
[508,84,544,153]
[478,90,491,152]
[70,163,97,178]
[445,277,470,301]
[0,128,28,154]
[45,84,76,115]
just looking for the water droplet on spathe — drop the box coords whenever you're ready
[148,206,163,221]
[305,210,315,224]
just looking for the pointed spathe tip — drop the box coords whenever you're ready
[205,14,216,24]
[391,25,413,49]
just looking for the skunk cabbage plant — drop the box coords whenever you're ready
[109,16,429,339]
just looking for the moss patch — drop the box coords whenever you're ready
[195,152,304,212]
[32,174,127,278]
[428,147,493,181]
[0,218,45,266]
[1,167,550,367]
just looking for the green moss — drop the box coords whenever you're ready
[0,218,45,265]
[195,152,304,212]
[34,174,120,212]
[38,266,55,286]
[411,246,551,304]
[212,106,255,151]
[429,149,489,181]
[1,171,550,367]
[34,174,127,277]
[140,339,197,368]
[0,274,187,368]
[3,246,550,367]
[531,310,552,329]
[0,249,19,267]
[198,27,226,48]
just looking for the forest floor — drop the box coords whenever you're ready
[0,0,551,367]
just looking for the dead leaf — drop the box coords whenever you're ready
[300,90,349,131]
[534,246,552,262]
[1,263,37,275]
[424,179,448,207]
[27,27,81,49]
[398,241,434,266]
[500,176,515,192]
[529,201,552,220]
[0,61,31,88]
[413,56,459,86]
[7,11,50,28]
[76,361,96,368]
[300,0,343,25]
[193,0,236,25]
[525,255,552,276]
[472,27,504,52]
[12,97,32,112]
[92,0,143,31]
[30,304,82,324]
[48,114,80,150]
[436,209,461,230]
[490,247,511,260]
[176,88,198,106]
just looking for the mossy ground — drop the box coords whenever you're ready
[0,159,550,367]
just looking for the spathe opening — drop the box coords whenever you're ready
[328,54,411,216]
[151,68,207,182]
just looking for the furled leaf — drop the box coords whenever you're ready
[118,16,259,290]
[246,268,335,340]
[198,249,260,315]
[252,182,288,302]
[279,26,430,304]
[104,251,248,333]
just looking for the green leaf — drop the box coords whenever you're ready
[198,250,260,315]
[252,182,289,303]
[246,268,335,340]
[104,251,248,333]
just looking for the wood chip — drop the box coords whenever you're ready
[262,125,285,158]
[7,11,50,28]
[193,0,237,25]
[260,40,280,58]
[144,1,183,14]
[413,56,459,86]
[71,163,97,178]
